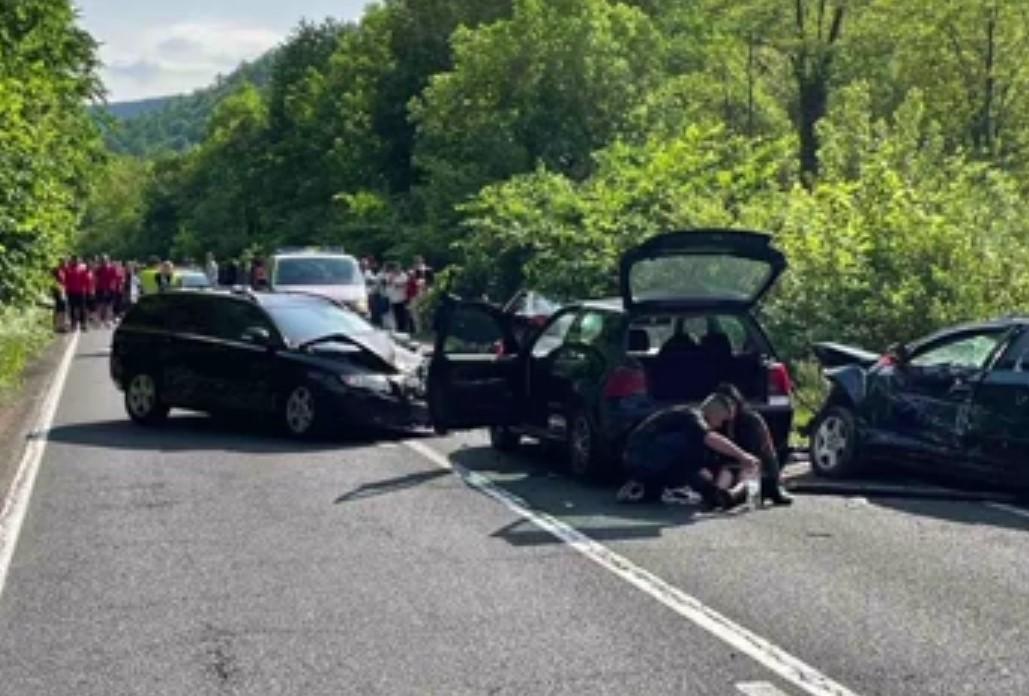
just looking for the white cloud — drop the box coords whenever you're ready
[98,21,283,101]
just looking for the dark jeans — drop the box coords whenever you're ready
[392,302,410,333]
[67,293,87,328]
[732,410,782,483]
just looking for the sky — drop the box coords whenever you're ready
[75,0,370,102]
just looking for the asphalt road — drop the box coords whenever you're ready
[2,330,1028,695]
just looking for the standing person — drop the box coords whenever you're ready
[250,257,269,290]
[204,252,219,287]
[156,260,175,292]
[64,256,90,332]
[139,256,161,296]
[51,259,68,332]
[94,255,115,327]
[615,392,759,509]
[363,257,384,327]
[385,262,410,333]
[122,261,138,310]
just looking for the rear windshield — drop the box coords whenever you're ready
[264,299,374,345]
[628,313,771,355]
[629,255,773,304]
[274,257,360,286]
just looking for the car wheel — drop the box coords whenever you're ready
[125,372,169,426]
[809,405,862,478]
[567,407,603,479]
[489,425,521,452]
[282,384,321,438]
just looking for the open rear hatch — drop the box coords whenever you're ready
[619,229,787,313]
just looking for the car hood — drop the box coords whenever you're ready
[308,330,424,374]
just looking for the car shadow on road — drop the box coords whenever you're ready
[44,414,410,455]
[334,469,451,503]
[446,442,735,546]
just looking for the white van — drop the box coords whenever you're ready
[268,249,368,315]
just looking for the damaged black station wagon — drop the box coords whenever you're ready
[428,229,795,477]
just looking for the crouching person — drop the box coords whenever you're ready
[714,383,793,506]
[616,393,760,510]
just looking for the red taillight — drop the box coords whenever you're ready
[604,366,648,398]
[768,362,793,396]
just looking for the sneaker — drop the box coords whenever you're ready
[661,487,701,505]
[616,480,646,503]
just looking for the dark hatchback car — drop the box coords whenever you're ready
[111,290,428,436]
[428,229,795,477]
[810,318,1029,488]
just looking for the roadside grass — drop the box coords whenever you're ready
[0,306,52,403]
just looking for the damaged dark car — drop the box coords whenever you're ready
[111,290,429,436]
[428,229,795,477]
[809,318,1029,488]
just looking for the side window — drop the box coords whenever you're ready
[443,305,508,355]
[568,311,620,349]
[531,311,577,359]
[165,296,208,334]
[910,332,1003,370]
[208,300,275,343]
[995,331,1029,371]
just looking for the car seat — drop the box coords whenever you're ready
[627,328,651,353]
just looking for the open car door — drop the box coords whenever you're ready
[620,229,787,313]
[427,298,524,433]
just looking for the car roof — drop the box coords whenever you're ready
[911,316,1029,347]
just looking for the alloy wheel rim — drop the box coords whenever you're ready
[128,375,156,416]
[286,387,315,434]
[814,415,848,471]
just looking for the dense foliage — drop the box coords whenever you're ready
[80,0,1029,358]
[0,0,102,387]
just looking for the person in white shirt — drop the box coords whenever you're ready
[384,262,410,332]
[204,252,219,287]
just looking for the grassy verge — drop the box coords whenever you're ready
[0,306,52,402]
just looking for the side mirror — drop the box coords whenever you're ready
[241,326,272,347]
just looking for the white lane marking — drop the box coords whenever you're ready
[0,332,80,599]
[738,682,792,696]
[405,440,861,696]
[985,502,1029,522]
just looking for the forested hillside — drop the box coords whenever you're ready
[94,53,277,156]
[80,0,1029,357]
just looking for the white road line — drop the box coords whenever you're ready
[0,332,79,600]
[737,682,792,696]
[985,502,1029,522]
[405,440,862,696]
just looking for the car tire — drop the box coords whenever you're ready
[282,384,323,438]
[809,405,863,479]
[489,425,521,452]
[124,371,169,426]
[567,406,604,479]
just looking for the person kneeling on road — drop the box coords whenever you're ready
[714,383,793,507]
[616,392,760,510]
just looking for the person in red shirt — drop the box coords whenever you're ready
[64,256,91,332]
[95,255,116,326]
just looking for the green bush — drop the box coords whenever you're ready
[0,307,51,398]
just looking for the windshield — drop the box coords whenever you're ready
[265,299,376,345]
[274,257,360,287]
[177,272,210,288]
[629,255,774,304]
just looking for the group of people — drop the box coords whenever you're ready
[52,255,141,332]
[618,383,793,511]
[362,256,434,334]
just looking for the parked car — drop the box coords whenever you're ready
[427,229,794,477]
[267,248,368,316]
[809,318,1029,488]
[111,290,428,437]
[174,268,213,290]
